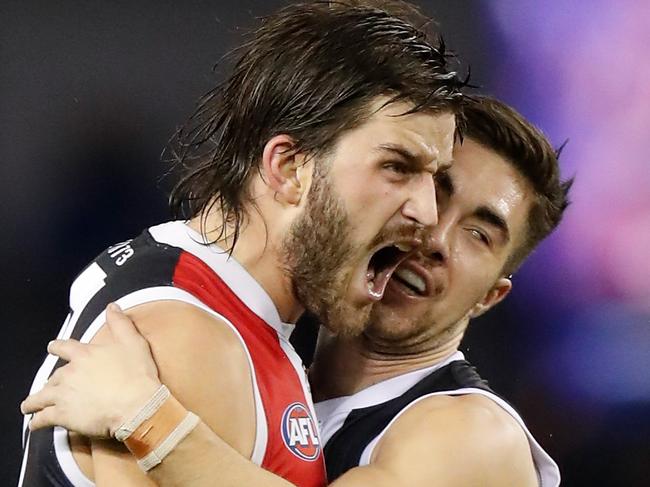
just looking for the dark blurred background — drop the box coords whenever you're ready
[2,1,649,485]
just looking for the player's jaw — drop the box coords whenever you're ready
[281,171,424,337]
[322,231,424,337]
[367,254,452,346]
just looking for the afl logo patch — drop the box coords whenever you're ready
[281,402,321,461]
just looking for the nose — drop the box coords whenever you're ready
[401,173,438,227]
[422,215,452,264]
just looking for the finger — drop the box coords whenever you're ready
[47,367,65,387]
[47,339,86,362]
[29,406,61,431]
[21,386,58,415]
[106,302,144,343]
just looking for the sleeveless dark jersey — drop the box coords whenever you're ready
[19,221,326,487]
[316,351,561,486]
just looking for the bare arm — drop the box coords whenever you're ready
[142,421,297,487]
[25,302,258,486]
[115,375,538,487]
[332,394,538,487]
[23,307,537,487]
[99,302,277,487]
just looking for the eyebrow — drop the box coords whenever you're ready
[473,205,511,244]
[438,159,453,172]
[376,143,451,172]
[435,169,454,195]
[376,143,420,164]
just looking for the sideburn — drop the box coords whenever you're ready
[281,165,356,330]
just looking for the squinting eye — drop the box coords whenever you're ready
[469,228,489,245]
[383,161,409,174]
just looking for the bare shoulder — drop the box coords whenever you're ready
[91,300,250,383]
[371,393,538,487]
[425,393,529,445]
[92,299,256,457]
[124,300,247,360]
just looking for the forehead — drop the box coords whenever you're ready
[451,138,534,245]
[353,99,456,163]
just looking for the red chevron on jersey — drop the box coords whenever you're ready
[172,250,326,487]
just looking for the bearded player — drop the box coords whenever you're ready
[17,3,465,486]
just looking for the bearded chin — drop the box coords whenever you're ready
[328,303,372,337]
[294,278,371,338]
[281,166,369,337]
[289,246,372,338]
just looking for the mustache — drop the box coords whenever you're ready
[367,222,429,250]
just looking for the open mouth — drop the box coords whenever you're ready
[366,243,415,300]
[392,267,427,296]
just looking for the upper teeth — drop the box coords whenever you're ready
[395,268,425,293]
[395,243,413,252]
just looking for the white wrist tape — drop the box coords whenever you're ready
[114,385,170,442]
[137,411,200,472]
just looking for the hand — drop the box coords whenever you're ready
[21,303,162,438]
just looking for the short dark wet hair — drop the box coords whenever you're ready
[463,96,573,274]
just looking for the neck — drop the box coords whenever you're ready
[188,212,304,323]
[309,327,464,402]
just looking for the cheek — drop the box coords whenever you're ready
[449,259,503,320]
[449,249,492,297]
[349,174,393,205]
[347,184,403,229]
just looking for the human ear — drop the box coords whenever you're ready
[468,277,512,319]
[261,135,309,205]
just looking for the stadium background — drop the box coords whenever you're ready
[1,1,648,485]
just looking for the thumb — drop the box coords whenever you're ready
[105,303,143,343]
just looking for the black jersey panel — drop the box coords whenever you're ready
[21,428,74,487]
[20,229,182,487]
[324,360,493,482]
[54,229,181,368]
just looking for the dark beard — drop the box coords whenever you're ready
[281,167,370,337]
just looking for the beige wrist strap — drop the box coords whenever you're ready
[113,385,200,472]
[114,385,170,442]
